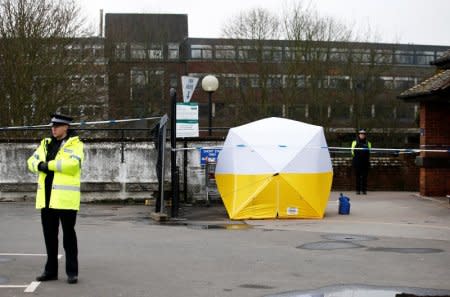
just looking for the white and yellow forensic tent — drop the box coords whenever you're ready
[215,117,333,219]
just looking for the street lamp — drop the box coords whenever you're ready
[201,75,219,136]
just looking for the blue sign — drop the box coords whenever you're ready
[200,148,222,167]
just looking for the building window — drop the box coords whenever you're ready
[289,104,309,119]
[82,44,93,59]
[131,69,147,86]
[93,44,104,58]
[238,46,257,61]
[115,43,127,60]
[81,76,94,88]
[329,48,347,62]
[374,49,393,64]
[394,77,415,90]
[295,75,306,88]
[70,75,81,88]
[148,44,163,60]
[222,76,237,88]
[168,43,179,60]
[215,45,235,59]
[415,51,435,65]
[191,45,212,59]
[68,44,81,58]
[380,76,394,89]
[285,47,304,61]
[306,48,328,62]
[130,43,146,60]
[352,49,372,63]
[263,46,282,61]
[395,50,414,64]
[267,76,282,88]
[249,75,259,88]
[436,51,447,59]
[329,76,350,89]
[238,77,249,88]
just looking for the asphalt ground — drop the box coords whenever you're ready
[0,191,449,297]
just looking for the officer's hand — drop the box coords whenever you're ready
[38,162,49,173]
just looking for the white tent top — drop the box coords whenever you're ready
[216,117,332,174]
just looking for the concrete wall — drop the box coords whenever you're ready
[0,141,419,203]
[0,141,216,202]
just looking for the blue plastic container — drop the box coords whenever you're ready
[338,193,351,215]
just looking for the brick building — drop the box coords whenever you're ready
[5,13,448,146]
[96,13,449,146]
[398,50,450,197]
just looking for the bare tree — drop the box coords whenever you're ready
[219,1,395,133]
[221,7,282,122]
[281,1,354,126]
[0,0,100,126]
[222,7,280,40]
[343,26,394,130]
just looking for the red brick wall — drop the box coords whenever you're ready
[419,102,450,196]
[331,155,419,192]
[420,168,450,197]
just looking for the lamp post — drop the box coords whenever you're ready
[201,75,219,136]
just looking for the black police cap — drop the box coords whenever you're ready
[50,113,73,125]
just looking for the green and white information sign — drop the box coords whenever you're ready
[176,102,199,138]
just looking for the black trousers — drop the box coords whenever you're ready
[41,208,78,277]
[355,168,369,193]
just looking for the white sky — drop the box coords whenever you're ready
[79,0,450,46]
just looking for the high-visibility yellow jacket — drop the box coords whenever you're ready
[351,140,372,156]
[27,136,84,210]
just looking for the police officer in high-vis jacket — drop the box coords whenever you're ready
[351,129,372,195]
[27,113,84,284]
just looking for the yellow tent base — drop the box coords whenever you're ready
[216,172,333,220]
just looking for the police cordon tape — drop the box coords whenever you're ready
[0,116,161,130]
[171,145,450,154]
[1,118,448,154]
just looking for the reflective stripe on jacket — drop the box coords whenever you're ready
[27,136,84,210]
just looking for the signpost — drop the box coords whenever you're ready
[176,102,199,138]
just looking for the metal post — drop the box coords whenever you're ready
[120,130,125,163]
[183,140,188,203]
[153,115,167,214]
[208,91,212,136]
[170,88,179,217]
[159,130,166,214]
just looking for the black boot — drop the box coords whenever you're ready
[67,275,78,284]
[36,272,58,282]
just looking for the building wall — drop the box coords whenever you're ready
[0,141,418,203]
[419,101,450,196]
[332,155,418,192]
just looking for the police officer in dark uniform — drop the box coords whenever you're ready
[351,129,372,195]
